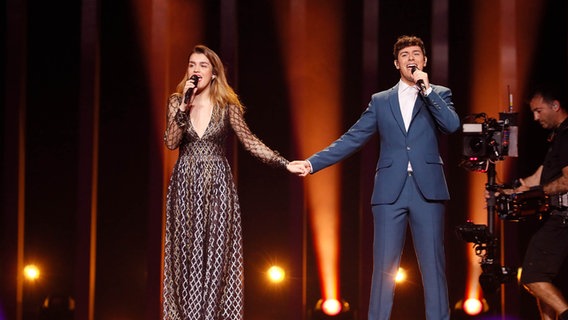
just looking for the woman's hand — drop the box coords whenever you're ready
[287,160,311,176]
[180,76,199,111]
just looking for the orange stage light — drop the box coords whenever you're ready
[321,298,342,316]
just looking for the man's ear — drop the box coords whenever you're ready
[424,57,427,68]
[394,60,400,69]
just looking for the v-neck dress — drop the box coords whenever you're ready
[162,94,288,320]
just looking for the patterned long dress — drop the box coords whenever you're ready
[162,94,288,320]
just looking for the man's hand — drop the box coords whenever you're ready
[287,160,311,176]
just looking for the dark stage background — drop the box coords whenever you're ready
[2,0,567,319]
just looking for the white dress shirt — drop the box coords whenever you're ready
[398,80,419,131]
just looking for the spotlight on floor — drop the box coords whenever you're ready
[266,265,286,284]
[310,298,354,319]
[395,267,407,283]
[23,264,40,281]
[454,297,489,317]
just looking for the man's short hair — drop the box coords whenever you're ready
[393,35,426,59]
[529,82,567,110]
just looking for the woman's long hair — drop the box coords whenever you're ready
[175,45,244,114]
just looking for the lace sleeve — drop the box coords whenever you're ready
[228,105,289,168]
[164,94,188,150]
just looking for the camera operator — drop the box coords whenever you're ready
[498,83,568,320]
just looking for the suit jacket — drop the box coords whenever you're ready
[308,83,460,205]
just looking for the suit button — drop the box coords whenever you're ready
[406,146,411,151]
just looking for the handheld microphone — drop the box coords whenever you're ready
[184,75,201,103]
[410,66,427,93]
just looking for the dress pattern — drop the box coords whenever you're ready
[162,94,288,320]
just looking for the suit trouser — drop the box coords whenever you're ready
[368,173,450,320]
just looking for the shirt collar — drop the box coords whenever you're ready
[398,79,418,93]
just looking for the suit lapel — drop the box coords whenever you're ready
[409,85,432,130]
[411,95,425,120]
[388,85,407,135]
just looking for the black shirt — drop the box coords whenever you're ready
[540,117,568,186]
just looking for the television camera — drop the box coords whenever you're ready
[460,112,518,172]
[456,111,520,294]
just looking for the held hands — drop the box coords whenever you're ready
[286,160,311,177]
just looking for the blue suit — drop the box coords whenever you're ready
[308,83,460,320]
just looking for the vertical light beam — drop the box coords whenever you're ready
[273,0,344,301]
[467,0,545,304]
